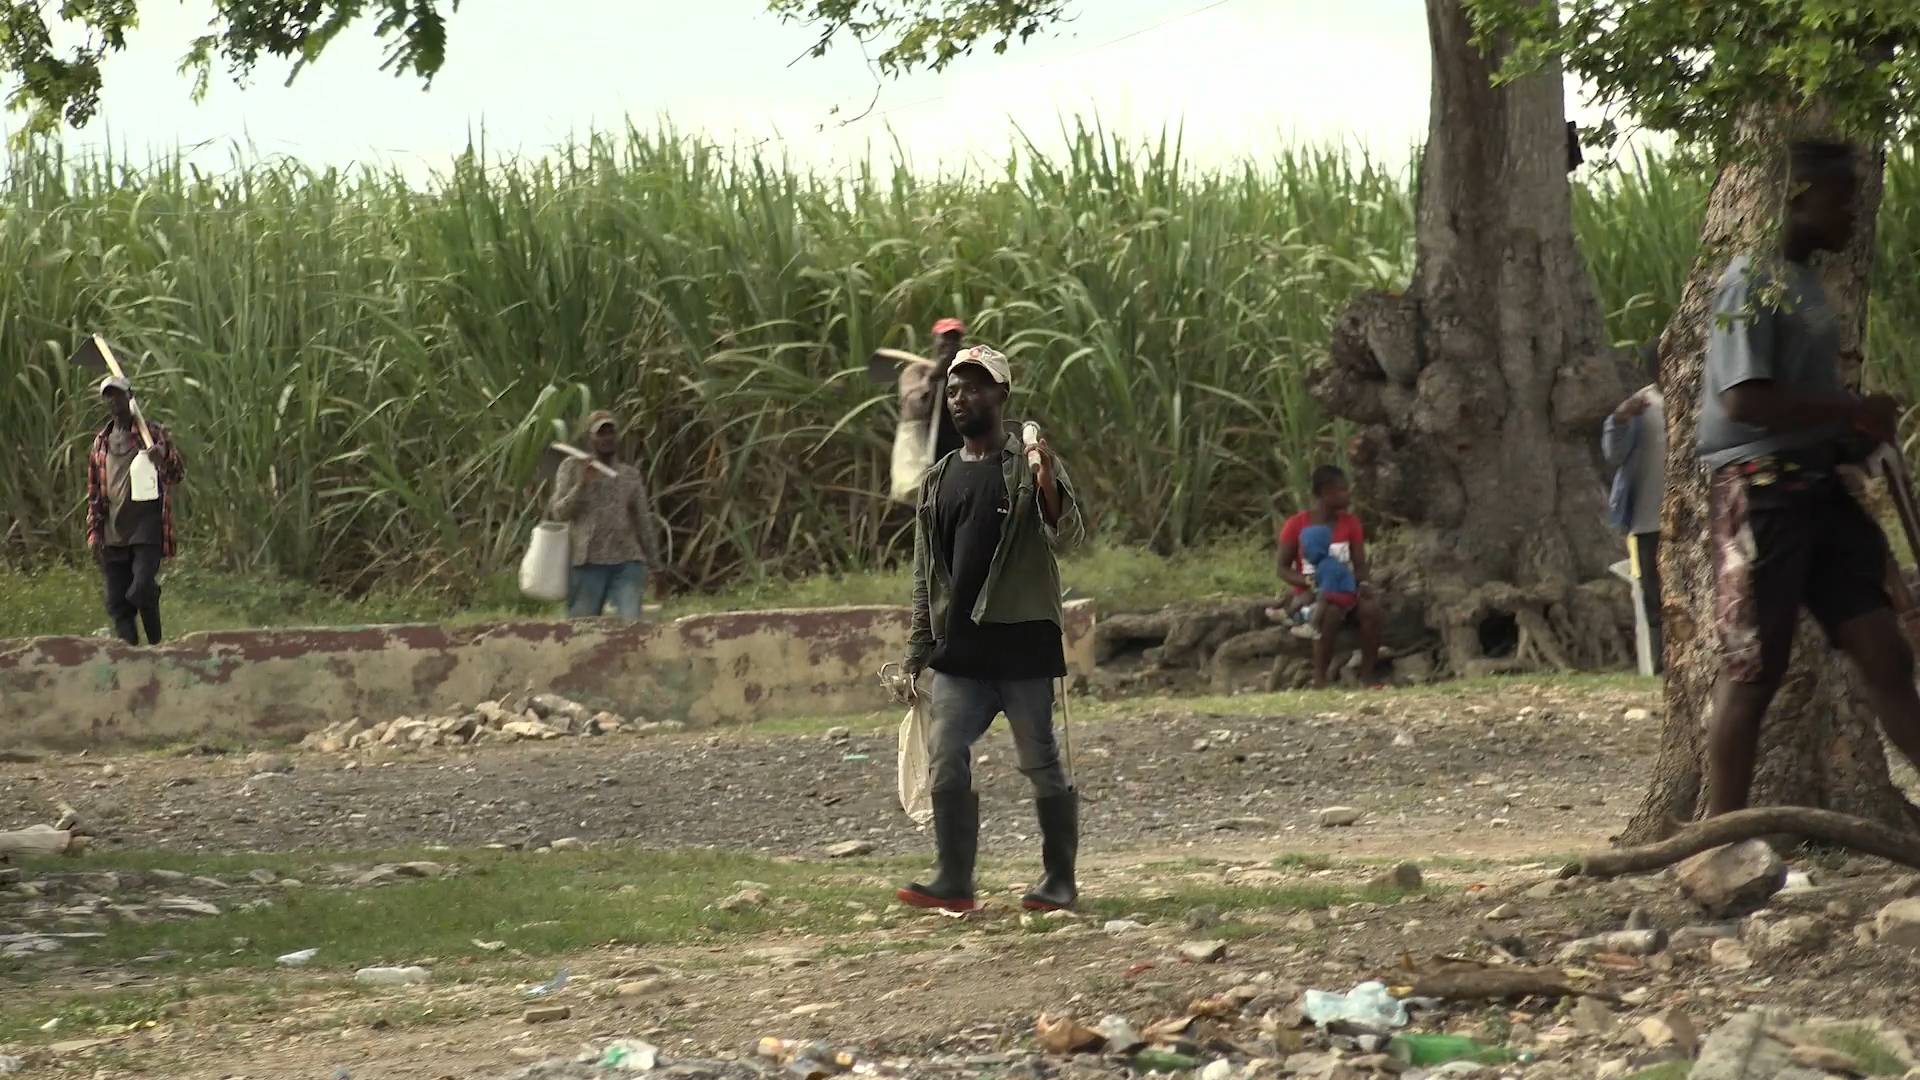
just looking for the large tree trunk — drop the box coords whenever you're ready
[1622,126,1920,842]
[1310,0,1636,675]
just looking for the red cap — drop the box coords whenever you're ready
[931,317,966,337]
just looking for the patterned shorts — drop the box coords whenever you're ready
[1710,458,1891,683]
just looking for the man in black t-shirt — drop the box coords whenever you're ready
[897,345,1089,914]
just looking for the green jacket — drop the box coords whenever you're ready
[907,430,1089,671]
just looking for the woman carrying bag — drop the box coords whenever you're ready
[547,411,666,619]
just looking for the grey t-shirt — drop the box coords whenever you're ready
[1695,254,1847,468]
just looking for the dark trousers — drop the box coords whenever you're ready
[101,544,163,645]
[1633,532,1662,673]
[927,672,1070,799]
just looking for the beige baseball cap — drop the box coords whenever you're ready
[947,344,1010,388]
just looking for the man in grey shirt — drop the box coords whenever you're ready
[1604,343,1666,671]
[1698,140,1920,817]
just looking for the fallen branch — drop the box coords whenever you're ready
[1564,806,1920,880]
[0,826,86,858]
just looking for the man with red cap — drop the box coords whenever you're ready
[927,318,968,460]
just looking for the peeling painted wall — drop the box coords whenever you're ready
[0,601,1096,751]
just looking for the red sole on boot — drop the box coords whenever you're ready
[896,887,978,912]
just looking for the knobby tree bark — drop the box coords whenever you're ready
[1310,0,1636,675]
[1623,121,1920,842]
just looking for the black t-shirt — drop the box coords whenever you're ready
[929,454,1067,680]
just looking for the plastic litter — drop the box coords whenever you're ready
[1389,1033,1516,1067]
[276,948,318,967]
[354,966,430,986]
[1134,1049,1203,1073]
[598,1039,661,1071]
[524,966,570,997]
[1301,981,1409,1031]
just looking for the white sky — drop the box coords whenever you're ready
[19,0,1465,180]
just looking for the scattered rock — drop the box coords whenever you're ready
[1183,906,1221,931]
[522,1004,572,1024]
[243,751,291,773]
[1178,940,1228,964]
[1524,879,1569,900]
[825,727,852,742]
[1372,863,1423,890]
[353,865,403,887]
[153,898,222,917]
[1593,1059,1630,1080]
[548,837,588,852]
[1213,817,1271,832]
[824,840,874,858]
[1753,914,1827,957]
[355,965,430,986]
[1708,938,1755,970]
[1483,904,1518,921]
[1636,1010,1699,1055]
[1199,1062,1237,1080]
[246,868,277,885]
[502,719,564,741]
[1692,1013,1794,1080]
[614,978,668,999]
[1624,708,1651,723]
[1569,997,1615,1036]
[1676,840,1786,917]
[394,861,445,879]
[1876,898,1920,949]
[1557,928,1666,962]
[1317,807,1362,827]
[717,889,767,913]
[1672,923,1741,950]
[1103,920,1146,935]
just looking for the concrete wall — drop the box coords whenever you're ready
[0,601,1096,751]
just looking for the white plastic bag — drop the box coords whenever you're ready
[896,678,934,826]
[519,521,571,602]
[890,417,932,503]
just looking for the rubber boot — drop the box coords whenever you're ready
[111,616,139,645]
[896,789,979,912]
[1021,790,1079,911]
[140,607,162,646]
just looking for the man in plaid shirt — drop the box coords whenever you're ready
[85,376,185,645]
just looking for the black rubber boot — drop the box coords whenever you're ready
[111,616,139,645]
[140,607,162,646]
[1021,790,1079,911]
[897,789,979,912]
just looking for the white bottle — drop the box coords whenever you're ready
[129,448,160,503]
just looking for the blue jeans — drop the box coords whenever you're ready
[567,562,647,619]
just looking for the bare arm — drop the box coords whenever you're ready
[1350,536,1372,590]
[1276,537,1309,591]
[1721,381,1881,439]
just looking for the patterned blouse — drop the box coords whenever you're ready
[548,457,664,568]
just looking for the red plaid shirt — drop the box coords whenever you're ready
[85,420,186,558]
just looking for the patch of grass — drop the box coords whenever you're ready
[1083,882,1414,924]
[1270,853,1337,872]
[1815,1027,1908,1076]
[1625,1064,1690,1080]
[0,536,1273,640]
[20,849,879,975]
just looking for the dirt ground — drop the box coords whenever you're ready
[4,678,1920,1080]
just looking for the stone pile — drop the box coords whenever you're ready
[300,692,680,753]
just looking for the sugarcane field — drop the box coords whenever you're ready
[8,3,1920,1080]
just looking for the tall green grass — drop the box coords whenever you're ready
[2,127,1917,600]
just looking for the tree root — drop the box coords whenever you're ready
[1563,806,1920,879]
